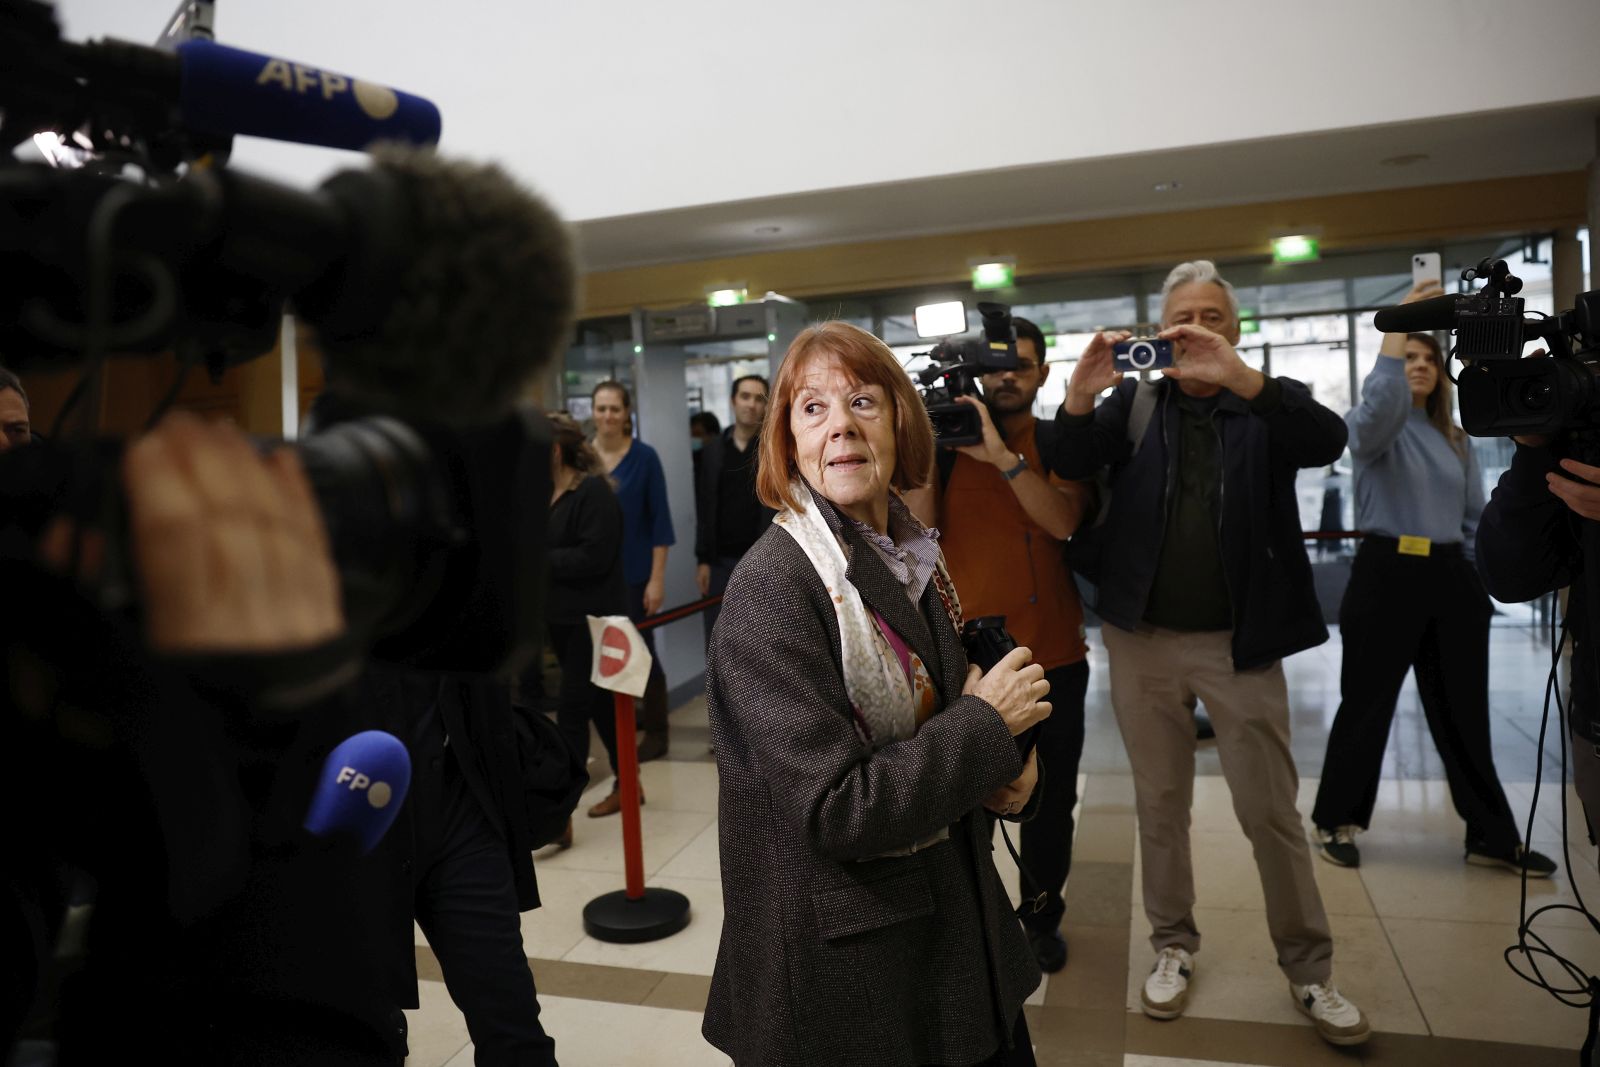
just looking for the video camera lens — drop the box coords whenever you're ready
[1512,378,1553,415]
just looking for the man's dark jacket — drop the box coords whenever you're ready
[1476,441,1596,719]
[694,429,773,565]
[1052,375,1346,670]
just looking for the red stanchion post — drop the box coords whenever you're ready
[581,614,691,943]
[613,692,646,900]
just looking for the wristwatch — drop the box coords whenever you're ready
[999,454,1028,481]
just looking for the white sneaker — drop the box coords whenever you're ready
[1140,946,1194,1020]
[1291,980,1371,1046]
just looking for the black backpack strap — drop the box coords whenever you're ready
[936,446,959,492]
[1032,418,1057,475]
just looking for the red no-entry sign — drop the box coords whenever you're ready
[599,624,631,678]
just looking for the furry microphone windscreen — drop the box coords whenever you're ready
[315,144,578,425]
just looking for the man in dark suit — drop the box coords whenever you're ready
[694,374,773,641]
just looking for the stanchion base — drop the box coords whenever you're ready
[582,887,691,944]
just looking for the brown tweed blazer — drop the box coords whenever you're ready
[701,491,1041,1067]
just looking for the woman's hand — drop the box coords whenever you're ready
[963,645,1051,736]
[643,574,666,616]
[983,749,1038,817]
[696,563,711,597]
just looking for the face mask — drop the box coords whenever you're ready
[691,438,703,452]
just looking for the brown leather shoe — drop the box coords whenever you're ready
[637,732,669,763]
[586,787,645,818]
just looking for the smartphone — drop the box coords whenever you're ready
[1412,252,1442,290]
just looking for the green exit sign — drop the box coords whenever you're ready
[971,262,1015,290]
[1238,307,1260,335]
[1271,235,1320,264]
[706,287,748,307]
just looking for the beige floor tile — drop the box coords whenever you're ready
[1504,779,1599,865]
[1357,836,1600,929]
[637,758,721,815]
[561,874,724,976]
[444,993,732,1067]
[659,818,721,882]
[518,866,646,960]
[1124,1058,1263,1067]
[537,802,715,880]
[1384,915,1594,1049]
[403,979,470,1067]
[1072,810,1136,865]
[1182,828,1373,918]
[1124,909,1426,1036]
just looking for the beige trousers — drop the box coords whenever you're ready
[1101,622,1333,985]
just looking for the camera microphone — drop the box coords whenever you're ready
[304,730,412,853]
[65,36,441,153]
[2,6,439,158]
[172,40,440,152]
[1372,294,1466,334]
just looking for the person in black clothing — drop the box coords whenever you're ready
[1477,428,1600,859]
[695,374,773,641]
[540,413,630,845]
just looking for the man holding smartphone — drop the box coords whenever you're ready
[1051,260,1370,1046]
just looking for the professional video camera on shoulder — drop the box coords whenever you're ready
[1374,258,1600,443]
[911,300,1020,447]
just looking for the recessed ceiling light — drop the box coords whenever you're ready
[1153,180,1182,192]
[753,225,782,235]
[1380,153,1430,167]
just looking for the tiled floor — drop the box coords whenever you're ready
[405,623,1599,1066]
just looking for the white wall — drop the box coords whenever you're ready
[55,1,1600,221]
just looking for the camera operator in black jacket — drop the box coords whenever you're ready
[1476,431,1600,849]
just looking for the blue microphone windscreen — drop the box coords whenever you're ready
[304,730,412,853]
[177,41,442,151]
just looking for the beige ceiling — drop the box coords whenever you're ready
[573,100,1599,273]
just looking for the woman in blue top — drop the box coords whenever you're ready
[589,381,675,808]
[1310,282,1554,876]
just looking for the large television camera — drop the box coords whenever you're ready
[913,300,1020,447]
[1374,258,1600,442]
[0,1,572,677]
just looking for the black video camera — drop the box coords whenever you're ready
[1374,258,1600,441]
[914,301,1020,447]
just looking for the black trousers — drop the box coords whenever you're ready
[700,554,741,644]
[1312,539,1520,852]
[625,580,671,737]
[1018,660,1089,935]
[413,756,557,1067]
[548,620,619,772]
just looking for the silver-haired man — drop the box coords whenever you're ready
[1051,261,1371,1047]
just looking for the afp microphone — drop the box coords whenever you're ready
[176,40,441,151]
[304,730,412,853]
[46,33,440,154]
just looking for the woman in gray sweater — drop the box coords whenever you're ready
[1310,281,1554,876]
